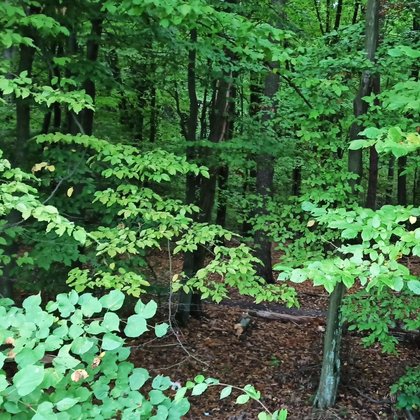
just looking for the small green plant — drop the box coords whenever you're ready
[342,288,420,353]
[0,291,287,419]
[390,366,420,411]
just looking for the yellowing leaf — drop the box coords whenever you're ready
[409,216,417,224]
[109,262,115,270]
[31,162,48,173]
[307,220,315,227]
[46,165,55,172]
[67,187,74,197]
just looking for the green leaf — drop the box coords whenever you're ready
[101,333,124,350]
[191,382,208,396]
[407,280,420,295]
[220,386,232,399]
[348,139,367,150]
[361,127,381,139]
[0,375,8,392]
[152,375,172,390]
[290,269,306,283]
[124,314,148,337]
[236,394,250,404]
[371,215,381,228]
[78,294,102,317]
[99,290,125,310]
[135,299,157,319]
[129,368,150,390]
[154,323,169,338]
[102,312,120,331]
[13,365,45,396]
[56,397,79,411]
[149,389,165,405]
[71,337,94,355]
[22,293,41,310]
[72,229,87,244]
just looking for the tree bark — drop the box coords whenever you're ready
[315,0,380,409]
[176,29,234,325]
[334,0,343,31]
[397,156,407,205]
[216,165,229,227]
[314,282,345,408]
[253,66,279,284]
[15,44,36,168]
[385,155,395,204]
[81,17,103,135]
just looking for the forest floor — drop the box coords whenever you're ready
[128,251,420,420]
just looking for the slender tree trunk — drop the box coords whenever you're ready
[413,166,420,206]
[334,0,343,31]
[315,0,380,409]
[65,31,79,134]
[149,86,157,142]
[397,156,407,205]
[216,165,229,227]
[82,17,103,135]
[325,0,331,33]
[177,45,234,325]
[313,0,325,35]
[385,155,395,204]
[314,282,345,408]
[292,165,302,196]
[352,0,360,24]
[365,146,379,209]
[176,29,200,326]
[253,66,279,284]
[15,44,36,167]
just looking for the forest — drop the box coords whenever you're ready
[0,0,419,418]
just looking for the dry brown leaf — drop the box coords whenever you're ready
[4,337,15,346]
[71,369,89,382]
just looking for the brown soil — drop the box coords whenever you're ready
[127,252,420,420]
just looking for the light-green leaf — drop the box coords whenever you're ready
[56,397,79,411]
[236,394,250,404]
[220,386,232,399]
[99,290,125,311]
[191,382,208,396]
[13,365,44,396]
[154,323,169,338]
[124,314,148,337]
[407,280,420,295]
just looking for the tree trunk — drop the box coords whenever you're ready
[81,17,103,135]
[385,155,395,204]
[365,146,379,209]
[253,66,279,284]
[149,86,158,142]
[397,156,407,205]
[176,29,201,326]
[334,0,343,31]
[177,41,234,325]
[315,0,380,409]
[314,282,345,408]
[216,165,229,227]
[413,166,420,206]
[292,165,302,196]
[15,43,36,167]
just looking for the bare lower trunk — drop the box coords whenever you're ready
[397,156,407,205]
[314,282,345,408]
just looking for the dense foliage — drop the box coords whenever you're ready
[0,0,419,417]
